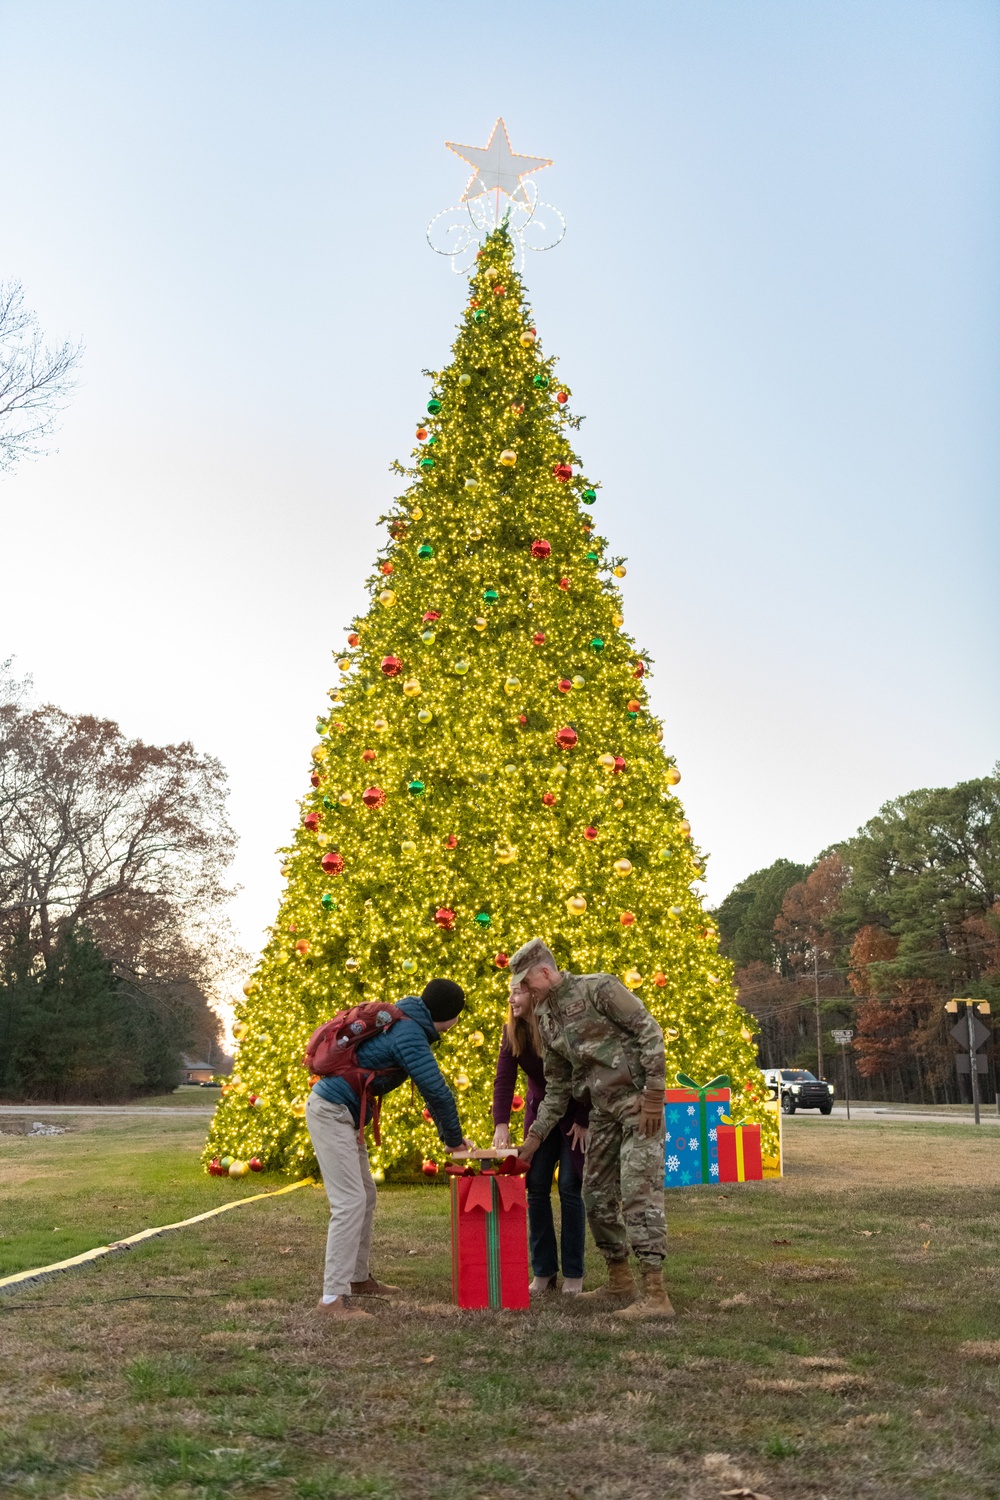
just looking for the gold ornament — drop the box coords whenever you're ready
[310,745,325,762]
[410,506,423,520]
[373,718,389,732]
[453,659,470,675]
[473,617,487,632]
[669,905,683,917]
[679,819,691,837]
[378,588,397,608]
[623,969,643,989]
[232,1021,248,1042]
[613,798,623,809]
[664,1026,680,1041]
[468,527,483,540]
[241,980,256,996]
[566,894,588,915]
[613,565,627,578]
[402,678,422,698]
[417,708,433,724]
[597,753,616,770]
[612,612,624,628]
[571,675,585,690]
[338,791,353,807]
[290,1099,307,1118]
[496,842,518,865]
[707,974,720,986]
[499,449,517,466]
[503,763,517,775]
[654,727,664,743]
[464,477,478,488]
[503,675,521,696]
[455,1073,471,1090]
[329,692,344,706]
[317,833,330,846]
[373,1167,386,1184]
[337,657,351,672]
[401,840,417,856]
[345,957,360,972]
[469,1031,485,1047]
[665,766,681,785]
[229,1160,249,1178]
[519,330,537,346]
[458,373,472,387]
[613,858,633,877]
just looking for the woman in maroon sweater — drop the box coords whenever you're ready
[491,986,589,1294]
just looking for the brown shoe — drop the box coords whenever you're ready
[315,1297,374,1322]
[613,1265,676,1320]
[577,1259,638,1305]
[350,1277,401,1296]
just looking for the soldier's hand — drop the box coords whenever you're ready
[517,1132,542,1163]
[633,1087,665,1138]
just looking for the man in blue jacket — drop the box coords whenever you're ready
[306,977,473,1321]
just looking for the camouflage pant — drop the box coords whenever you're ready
[582,1104,667,1267]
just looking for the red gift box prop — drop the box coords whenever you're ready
[450,1172,530,1309]
[717,1122,763,1183]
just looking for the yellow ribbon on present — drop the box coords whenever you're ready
[719,1114,747,1182]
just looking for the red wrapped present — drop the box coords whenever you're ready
[717,1122,763,1183]
[450,1172,530,1309]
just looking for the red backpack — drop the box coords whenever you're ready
[303,1001,407,1143]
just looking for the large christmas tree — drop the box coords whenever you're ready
[206,222,771,1178]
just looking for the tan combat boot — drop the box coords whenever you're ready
[577,1259,638,1305]
[613,1264,676,1320]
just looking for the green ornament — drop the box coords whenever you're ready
[472,309,487,323]
[417,544,434,559]
[402,958,417,974]
[420,628,436,644]
[360,679,375,696]
[533,374,549,389]
[427,398,442,415]
[315,720,327,734]
[474,911,491,927]
[419,458,434,471]
[585,551,599,563]
[458,373,471,387]
[427,435,436,446]
[657,848,673,861]
[407,779,425,796]
[220,1156,233,1169]
[582,488,597,503]
[322,796,333,809]
[590,637,605,652]
[453,659,470,675]
[482,588,499,605]
[321,893,337,911]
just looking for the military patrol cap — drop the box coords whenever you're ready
[507,937,558,982]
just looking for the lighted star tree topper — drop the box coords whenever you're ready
[205,161,774,1179]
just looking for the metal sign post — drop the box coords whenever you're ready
[832,1029,853,1120]
[946,1000,992,1124]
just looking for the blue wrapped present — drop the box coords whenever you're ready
[663,1073,731,1187]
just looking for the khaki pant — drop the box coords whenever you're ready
[582,1105,667,1267]
[306,1093,376,1297]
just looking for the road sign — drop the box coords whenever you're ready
[832,1029,854,1046]
[951,1016,991,1051]
[956,1054,988,1075]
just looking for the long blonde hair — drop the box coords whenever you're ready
[504,998,542,1059]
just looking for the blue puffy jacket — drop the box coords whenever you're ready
[311,995,463,1146]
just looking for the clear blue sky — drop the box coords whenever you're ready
[1,1,997,972]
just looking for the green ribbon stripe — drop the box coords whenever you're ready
[675,1073,731,1185]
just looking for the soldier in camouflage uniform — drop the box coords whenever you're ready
[512,937,674,1318]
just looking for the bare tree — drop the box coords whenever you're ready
[0,281,82,473]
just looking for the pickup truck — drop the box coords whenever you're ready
[762,1068,835,1115]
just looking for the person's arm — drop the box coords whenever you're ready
[520,1045,573,1155]
[393,1022,464,1148]
[592,978,666,1093]
[492,1036,517,1125]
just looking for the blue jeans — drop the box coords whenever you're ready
[526,1128,586,1280]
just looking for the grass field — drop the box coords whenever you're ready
[1,1110,999,1500]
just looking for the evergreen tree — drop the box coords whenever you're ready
[206,224,771,1176]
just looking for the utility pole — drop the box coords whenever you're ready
[832,1029,853,1119]
[813,947,824,1079]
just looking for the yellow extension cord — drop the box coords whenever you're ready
[0,1177,316,1296]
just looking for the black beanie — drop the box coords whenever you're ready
[421,978,466,1022]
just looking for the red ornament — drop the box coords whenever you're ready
[627,699,641,713]
[613,755,627,774]
[389,521,407,540]
[248,1094,258,1105]
[362,786,386,809]
[303,812,321,831]
[555,726,578,749]
[434,908,456,930]
[248,1157,263,1172]
[321,850,345,875]
[532,632,546,645]
[556,391,569,405]
[445,834,458,849]
[620,912,636,927]
[416,427,428,441]
[295,939,311,955]
[422,610,441,623]
[493,284,506,296]
[553,463,573,482]
[495,952,509,968]
[530,538,552,559]
[634,660,645,678]
[542,791,556,807]
[347,632,360,646]
[558,577,570,592]
[309,772,323,788]
[583,826,598,841]
[654,972,667,988]
[208,1158,224,1176]
[362,748,376,763]
[381,561,393,576]
[381,655,402,677]
[422,1107,433,1122]
[558,678,572,693]
[511,1095,525,1113]
[421,1159,439,1176]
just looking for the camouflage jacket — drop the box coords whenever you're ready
[528,972,666,1139]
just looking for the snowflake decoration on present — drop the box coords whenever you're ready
[427,118,565,272]
[666,1154,680,1173]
